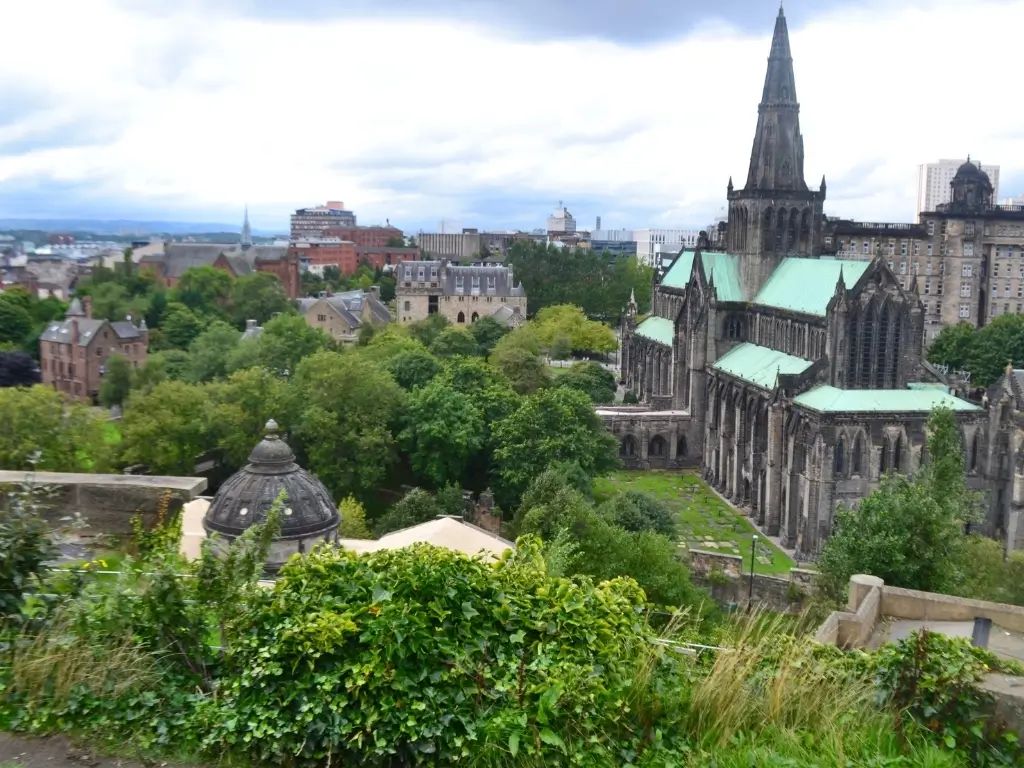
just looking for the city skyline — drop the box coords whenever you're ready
[1,0,1023,233]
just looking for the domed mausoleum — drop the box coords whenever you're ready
[203,420,339,571]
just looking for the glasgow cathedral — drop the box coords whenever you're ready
[604,7,1024,561]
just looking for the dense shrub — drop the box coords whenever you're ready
[206,538,694,766]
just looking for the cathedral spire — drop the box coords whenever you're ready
[743,4,807,192]
[240,204,252,250]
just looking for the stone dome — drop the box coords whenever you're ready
[953,158,992,187]
[203,420,339,541]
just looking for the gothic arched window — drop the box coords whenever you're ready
[970,432,980,471]
[677,436,687,459]
[457,311,466,323]
[725,314,744,340]
[852,435,863,474]
[834,437,845,475]
[880,436,891,474]
[649,435,666,457]
[893,435,903,472]
[621,435,637,457]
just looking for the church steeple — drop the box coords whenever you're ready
[743,4,807,193]
[240,204,252,250]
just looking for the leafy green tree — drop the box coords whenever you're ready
[533,305,616,354]
[492,387,618,506]
[88,282,131,321]
[377,274,397,302]
[0,386,111,472]
[429,326,479,358]
[492,347,552,395]
[228,272,293,328]
[185,321,241,383]
[818,407,977,599]
[0,296,33,347]
[399,380,486,488]
[356,322,376,347]
[557,361,617,403]
[99,353,133,408]
[338,495,372,539]
[172,265,233,316]
[549,333,572,360]
[926,321,975,371]
[467,316,509,356]
[120,381,214,474]
[131,354,169,393]
[383,349,441,391]
[372,487,440,537]
[598,490,678,537]
[161,302,205,350]
[356,326,426,365]
[208,366,297,471]
[261,314,336,375]
[291,351,404,498]
[406,313,450,348]
[967,313,1024,386]
[491,326,543,359]
[0,351,40,387]
[441,355,504,393]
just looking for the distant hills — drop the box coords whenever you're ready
[0,218,282,237]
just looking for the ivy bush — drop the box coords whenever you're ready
[205,536,694,766]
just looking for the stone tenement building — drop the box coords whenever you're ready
[138,210,301,298]
[396,260,527,327]
[40,296,149,402]
[826,162,1024,344]
[605,7,993,561]
[298,288,392,344]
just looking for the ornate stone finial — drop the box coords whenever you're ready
[265,419,280,438]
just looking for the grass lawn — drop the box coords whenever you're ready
[593,470,795,575]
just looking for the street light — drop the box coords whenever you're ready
[748,535,758,607]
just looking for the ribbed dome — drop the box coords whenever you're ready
[953,159,992,187]
[203,420,339,540]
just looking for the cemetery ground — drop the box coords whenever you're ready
[594,470,795,575]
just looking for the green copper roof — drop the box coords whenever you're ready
[711,342,813,389]
[634,316,674,346]
[907,382,951,393]
[661,251,744,302]
[793,386,980,413]
[754,257,872,316]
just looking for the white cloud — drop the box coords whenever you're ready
[1,0,1023,231]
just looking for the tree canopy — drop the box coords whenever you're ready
[927,314,1024,386]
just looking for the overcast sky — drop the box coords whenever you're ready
[1,0,1022,234]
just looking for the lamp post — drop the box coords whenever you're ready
[748,535,758,608]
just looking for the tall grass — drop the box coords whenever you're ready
[680,610,962,766]
[8,612,157,705]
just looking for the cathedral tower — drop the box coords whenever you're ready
[725,6,826,298]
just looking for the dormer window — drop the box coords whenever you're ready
[430,266,438,280]
[487,275,496,293]
[455,275,464,294]
[471,275,481,295]
[417,266,425,281]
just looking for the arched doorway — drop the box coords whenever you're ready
[471,312,479,322]
[676,436,687,459]
[457,311,466,323]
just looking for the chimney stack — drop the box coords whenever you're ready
[82,294,93,318]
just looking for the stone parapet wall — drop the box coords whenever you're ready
[0,470,208,537]
[688,548,816,614]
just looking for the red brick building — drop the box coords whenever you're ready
[323,225,403,248]
[40,295,149,402]
[288,240,420,276]
[355,246,421,271]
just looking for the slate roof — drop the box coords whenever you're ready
[298,290,392,328]
[142,244,288,279]
[488,305,525,327]
[399,260,525,297]
[39,316,143,346]
[634,316,674,346]
[711,342,813,389]
[793,386,981,413]
[754,257,872,316]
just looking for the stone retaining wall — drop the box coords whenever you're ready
[0,471,208,537]
[688,548,817,614]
